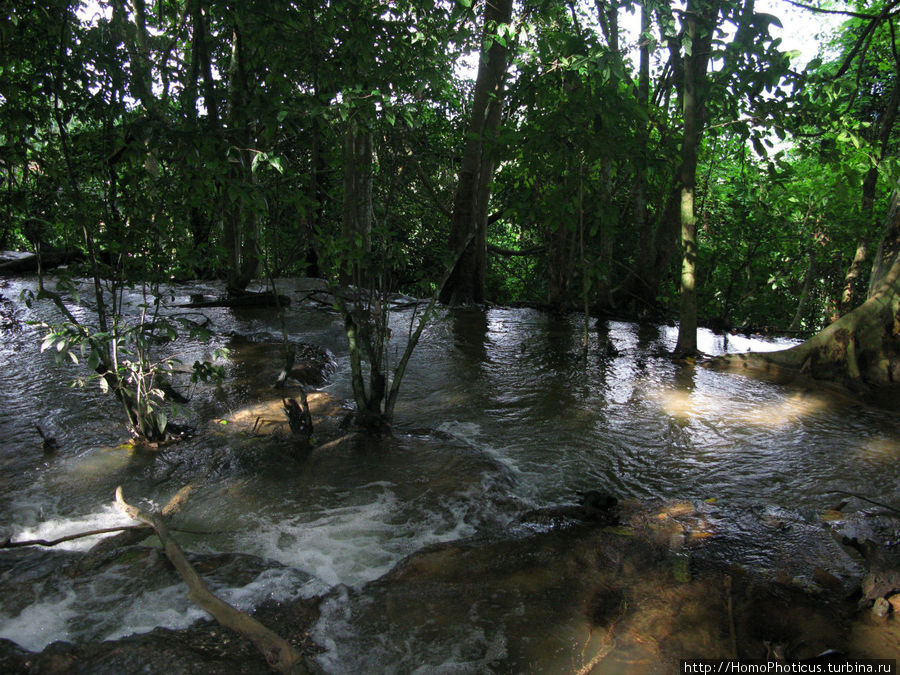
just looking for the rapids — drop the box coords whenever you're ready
[1,276,898,670]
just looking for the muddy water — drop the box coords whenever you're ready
[1,276,899,669]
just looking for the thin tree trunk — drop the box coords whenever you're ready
[788,245,816,333]
[633,3,652,273]
[865,37,900,299]
[839,238,869,314]
[223,22,259,292]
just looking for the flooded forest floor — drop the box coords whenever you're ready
[1,277,899,672]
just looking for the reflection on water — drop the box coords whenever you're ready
[1,278,899,669]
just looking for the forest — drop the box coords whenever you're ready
[2,0,899,369]
[2,0,900,671]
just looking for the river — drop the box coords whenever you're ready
[1,276,898,670]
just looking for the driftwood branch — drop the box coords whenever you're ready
[833,490,900,515]
[113,486,309,674]
[1,524,149,549]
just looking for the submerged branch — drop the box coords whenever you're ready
[833,490,900,516]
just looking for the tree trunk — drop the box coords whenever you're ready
[788,245,816,333]
[341,124,374,287]
[675,0,714,356]
[608,4,678,316]
[223,22,259,293]
[675,2,705,356]
[440,0,513,306]
[839,237,869,315]
[633,3,652,276]
[186,0,218,265]
[547,221,575,310]
[839,48,900,313]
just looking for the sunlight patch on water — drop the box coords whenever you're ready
[65,446,138,478]
[856,435,900,463]
[730,392,831,427]
[654,387,831,429]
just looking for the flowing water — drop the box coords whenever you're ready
[1,276,899,670]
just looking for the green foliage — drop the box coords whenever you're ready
[27,277,229,441]
[2,0,898,350]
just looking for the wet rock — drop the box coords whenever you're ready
[228,335,336,388]
[861,568,900,602]
[872,597,891,619]
[518,491,620,529]
[328,507,856,672]
[889,593,900,614]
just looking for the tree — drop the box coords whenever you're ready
[674,0,720,356]
[711,189,900,393]
[440,0,514,305]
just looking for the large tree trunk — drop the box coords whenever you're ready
[223,22,260,293]
[440,0,513,306]
[711,190,900,394]
[674,0,711,356]
[840,49,900,314]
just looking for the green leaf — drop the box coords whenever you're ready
[155,411,167,434]
[751,136,767,158]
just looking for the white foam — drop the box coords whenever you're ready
[104,584,207,640]
[243,489,404,587]
[437,421,483,444]
[9,504,135,552]
[238,482,492,593]
[0,590,78,651]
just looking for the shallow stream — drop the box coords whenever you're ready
[1,277,899,670]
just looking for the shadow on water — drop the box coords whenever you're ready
[1,278,899,670]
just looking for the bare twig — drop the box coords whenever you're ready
[784,0,897,21]
[2,525,148,548]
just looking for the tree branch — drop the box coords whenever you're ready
[2,525,149,549]
[114,486,310,674]
[487,243,544,257]
[783,0,892,20]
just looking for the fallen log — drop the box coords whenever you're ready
[113,486,311,674]
[0,249,80,274]
[177,291,290,308]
